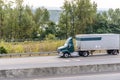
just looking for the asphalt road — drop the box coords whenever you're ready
[0,53,120,70]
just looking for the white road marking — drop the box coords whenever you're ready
[74,59,81,61]
[63,59,81,62]
[63,60,71,62]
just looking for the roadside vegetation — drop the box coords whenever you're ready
[0,40,65,53]
[0,0,120,54]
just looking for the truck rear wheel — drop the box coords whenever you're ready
[78,51,83,56]
[107,50,112,55]
[82,51,89,57]
[107,50,119,55]
[112,50,119,55]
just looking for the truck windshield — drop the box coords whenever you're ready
[64,37,71,46]
[64,40,69,46]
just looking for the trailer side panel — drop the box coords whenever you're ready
[76,34,120,51]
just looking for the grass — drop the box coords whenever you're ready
[0,40,66,54]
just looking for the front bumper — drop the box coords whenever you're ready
[58,52,64,57]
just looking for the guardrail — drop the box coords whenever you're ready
[0,51,57,58]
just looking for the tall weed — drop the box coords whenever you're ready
[0,40,66,53]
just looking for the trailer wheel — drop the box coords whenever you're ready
[78,51,83,56]
[82,51,89,57]
[107,50,112,55]
[112,50,119,55]
[63,53,70,58]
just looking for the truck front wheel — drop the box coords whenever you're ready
[63,53,70,58]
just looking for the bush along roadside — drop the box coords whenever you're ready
[0,47,7,54]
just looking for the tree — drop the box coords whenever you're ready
[19,8,35,40]
[74,0,97,34]
[0,0,53,41]
[58,0,97,39]
[92,12,109,33]
[45,21,56,35]
[0,0,4,39]
[3,0,35,41]
[33,7,50,40]
[3,6,18,40]
[92,8,120,34]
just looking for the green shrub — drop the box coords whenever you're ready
[0,46,7,54]
[45,34,56,40]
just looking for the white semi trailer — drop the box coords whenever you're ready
[57,34,120,58]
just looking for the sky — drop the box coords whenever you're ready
[21,0,120,9]
[91,0,120,9]
[6,0,120,9]
[23,0,64,9]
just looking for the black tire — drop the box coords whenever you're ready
[78,51,83,56]
[82,51,89,57]
[107,50,112,55]
[112,50,119,55]
[63,53,70,58]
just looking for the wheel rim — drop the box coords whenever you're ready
[83,52,88,57]
[113,50,118,55]
[64,53,69,58]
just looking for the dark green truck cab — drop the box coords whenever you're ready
[57,37,75,58]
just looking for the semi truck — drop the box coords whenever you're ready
[57,34,120,58]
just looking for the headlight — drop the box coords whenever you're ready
[57,49,60,53]
[58,52,63,56]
